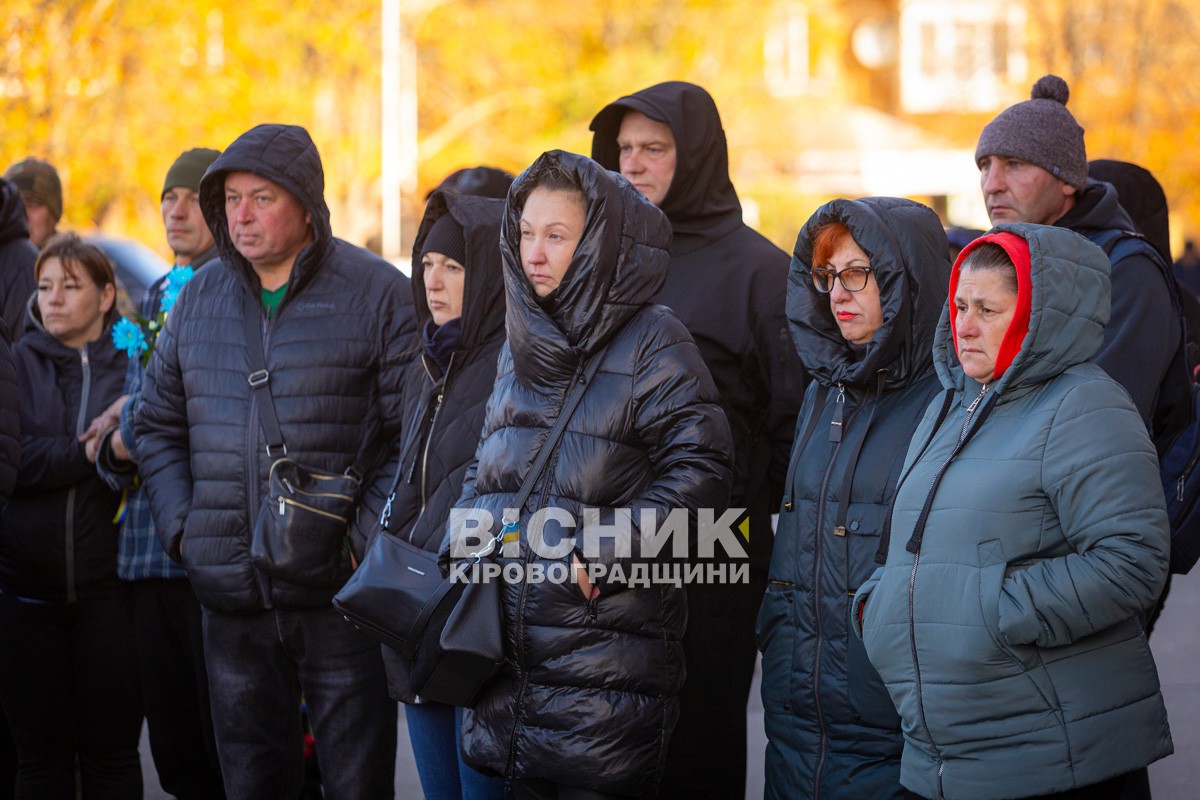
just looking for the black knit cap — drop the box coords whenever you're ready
[420,213,467,267]
[975,75,1088,192]
[162,148,221,199]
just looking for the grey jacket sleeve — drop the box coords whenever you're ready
[998,377,1170,648]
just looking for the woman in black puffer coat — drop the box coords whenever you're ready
[454,151,733,800]
[0,233,140,798]
[371,188,508,800]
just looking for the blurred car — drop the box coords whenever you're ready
[88,235,171,319]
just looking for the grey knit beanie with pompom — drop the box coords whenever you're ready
[975,74,1088,192]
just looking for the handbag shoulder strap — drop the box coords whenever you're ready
[503,352,605,527]
[242,292,287,458]
[242,291,372,477]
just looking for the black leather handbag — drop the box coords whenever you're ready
[241,294,363,588]
[334,351,604,707]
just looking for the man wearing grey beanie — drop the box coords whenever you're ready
[976,74,1185,440]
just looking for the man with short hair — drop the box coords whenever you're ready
[591,81,807,799]
[89,147,226,799]
[3,158,61,249]
[976,74,1183,438]
[137,124,415,799]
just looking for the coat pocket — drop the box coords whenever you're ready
[756,581,798,713]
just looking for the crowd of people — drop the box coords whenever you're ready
[0,73,1189,800]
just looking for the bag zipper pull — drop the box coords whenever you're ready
[278,496,286,515]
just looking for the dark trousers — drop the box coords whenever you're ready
[0,587,143,799]
[0,706,14,800]
[132,579,224,799]
[658,571,765,799]
[511,778,629,800]
[201,605,397,800]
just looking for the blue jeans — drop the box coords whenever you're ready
[202,606,397,800]
[405,702,507,800]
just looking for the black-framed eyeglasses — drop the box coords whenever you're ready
[811,266,874,294]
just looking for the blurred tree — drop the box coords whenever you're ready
[1,0,382,251]
[4,0,1200,256]
[1026,0,1200,251]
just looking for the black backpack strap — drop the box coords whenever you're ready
[1090,228,1195,454]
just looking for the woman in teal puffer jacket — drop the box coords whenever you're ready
[854,224,1172,800]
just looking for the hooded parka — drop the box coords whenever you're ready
[0,178,37,339]
[0,305,125,602]
[457,151,733,797]
[758,198,948,799]
[854,223,1173,800]
[591,82,806,796]
[136,124,417,613]
[376,190,506,703]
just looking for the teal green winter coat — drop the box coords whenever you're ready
[853,222,1172,800]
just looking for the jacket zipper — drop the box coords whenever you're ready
[811,384,866,798]
[504,360,585,782]
[908,383,988,797]
[406,355,455,542]
[65,346,93,603]
[247,308,273,605]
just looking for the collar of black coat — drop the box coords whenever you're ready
[590,81,745,255]
[410,190,507,352]
[500,150,671,387]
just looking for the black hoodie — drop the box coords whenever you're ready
[591,81,806,572]
[137,124,417,613]
[376,190,506,703]
[0,179,37,339]
[1057,179,1183,436]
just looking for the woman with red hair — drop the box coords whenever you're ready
[855,225,1173,799]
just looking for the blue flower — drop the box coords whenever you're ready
[112,317,148,360]
[159,265,195,314]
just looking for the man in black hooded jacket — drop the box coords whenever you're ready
[591,81,807,799]
[0,180,36,340]
[136,123,416,799]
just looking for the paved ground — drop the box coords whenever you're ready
[143,571,1198,799]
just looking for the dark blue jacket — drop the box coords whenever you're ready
[136,124,416,613]
[758,197,949,799]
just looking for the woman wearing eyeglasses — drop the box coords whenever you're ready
[757,198,950,799]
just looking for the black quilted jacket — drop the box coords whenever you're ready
[135,124,417,613]
[457,151,733,797]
